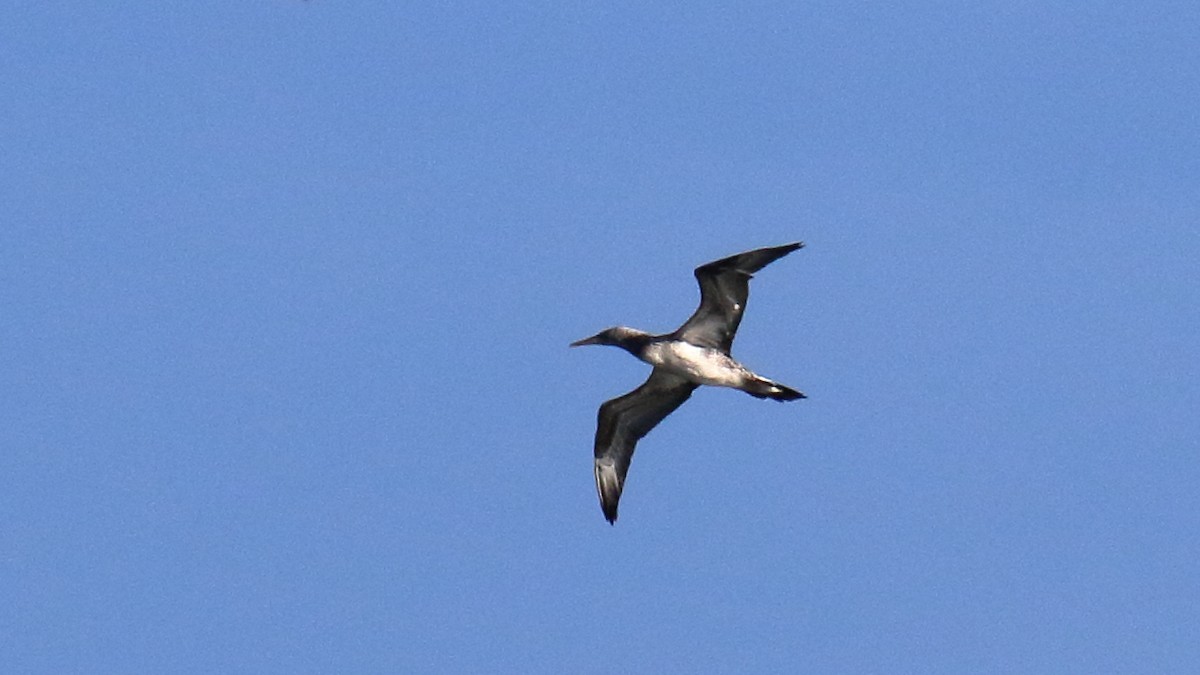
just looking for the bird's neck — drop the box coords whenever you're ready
[614,330,654,357]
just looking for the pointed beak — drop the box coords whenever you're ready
[570,334,603,348]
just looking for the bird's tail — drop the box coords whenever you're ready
[743,376,806,401]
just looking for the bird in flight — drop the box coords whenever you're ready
[571,242,805,524]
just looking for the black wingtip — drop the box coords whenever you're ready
[595,460,623,524]
[603,506,618,525]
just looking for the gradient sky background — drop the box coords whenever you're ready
[3,3,1199,673]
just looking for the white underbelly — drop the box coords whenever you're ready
[643,342,748,387]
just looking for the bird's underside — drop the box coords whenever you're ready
[573,242,805,524]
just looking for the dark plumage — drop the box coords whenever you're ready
[571,242,805,523]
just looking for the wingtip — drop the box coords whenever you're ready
[601,500,619,524]
[594,459,623,525]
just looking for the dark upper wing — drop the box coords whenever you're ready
[593,368,698,524]
[672,240,801,348]
[672,242,803,353]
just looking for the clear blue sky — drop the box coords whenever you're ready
[3,3,1198,673]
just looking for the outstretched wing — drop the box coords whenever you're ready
[673,242,803,353]
[593,368,698,524]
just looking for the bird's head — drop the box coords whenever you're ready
[569,326,648,349]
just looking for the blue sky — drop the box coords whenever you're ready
[3,2,1198,672]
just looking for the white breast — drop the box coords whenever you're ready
[642,342,749,387]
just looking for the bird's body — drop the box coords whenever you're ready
[571,242,805,523]
[643,340,747,387]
